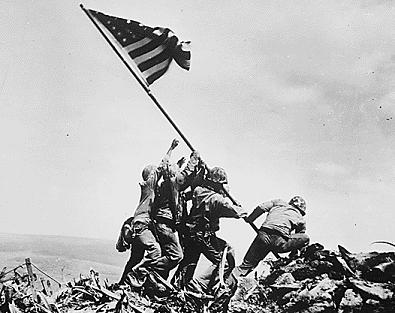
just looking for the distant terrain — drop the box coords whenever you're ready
[0,233,127,283]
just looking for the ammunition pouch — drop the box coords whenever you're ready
[115,227,129,253]
[118,221,150,249]
[132,221,149,237]
[154,216,176,231]
[116,217,134,252]
[186,222,215,240]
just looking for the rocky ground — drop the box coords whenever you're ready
[0,243,394,312]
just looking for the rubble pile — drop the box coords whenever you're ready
[230,243,395,313]
[0,267,204,313]
[1,243,394,313]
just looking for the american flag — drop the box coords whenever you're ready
[88,9,191,85]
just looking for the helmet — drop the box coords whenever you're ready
[142,164,157,181]
[208,167,228,184]
[289,196,306,215]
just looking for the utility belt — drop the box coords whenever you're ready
[154,216,177,231]
[260,227,289,240]
[154,202,180,224]
[130,221,150,238]
[185,220,217,239]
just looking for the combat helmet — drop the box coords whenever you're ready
[208,167,228,184]
[289,196,306,215]
[141,164,157,181]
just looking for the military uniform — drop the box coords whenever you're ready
[152,152,200,278]
[236,198,310,277]
[175,184,247,312]
[118,169,162,284]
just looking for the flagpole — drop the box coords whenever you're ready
[80,4,241,206]
[79,4,195,152]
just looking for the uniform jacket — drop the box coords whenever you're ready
[247,199,306,238]
[188,186,247,233]
[154,153,200,223]
[132,170,159,225]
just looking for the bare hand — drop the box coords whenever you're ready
[239,212,248,219]
[177,157,186,167]
[170,139,179,150]
[191,150,200,159]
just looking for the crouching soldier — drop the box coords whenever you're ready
[235,196,310,277]
[176,167,247,313]
[116,139,179,285]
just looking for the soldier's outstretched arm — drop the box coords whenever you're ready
[212,194,248,219]
[158,139,179,170]
[244,199,279,223]
[176,150,201,190]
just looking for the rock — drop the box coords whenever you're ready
[338,245,395,280]
[303,243,325,260]
[365,298,380,305]
[273,273,295,285]
[270,273,300,297]
[233,277,259,301]
[349,277,394,301]
[339,289,363,312]
[308,277,338,301]
[364,260,395,283]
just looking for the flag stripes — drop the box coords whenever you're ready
[88,9,191,85]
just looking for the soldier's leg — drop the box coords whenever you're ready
[209,273,238,313]
[235,231,271,277]
[172,237,201,288]
[205,237,236,291]
[119,241,145,284]
[192,235,228,292]
[154,223,184,278]
[275,233,310,253]
[133,228,162,271]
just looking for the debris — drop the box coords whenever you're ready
[338,289,363,312]
[349,278,394,301]
[229,243,395,312]
[2,243,395,312]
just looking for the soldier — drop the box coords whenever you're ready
[235,196,310,277]
[176,167,247,312]
[116,139,179,285]
[151,150,201,279]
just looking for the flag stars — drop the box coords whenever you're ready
[117,32,122,36]
[122,38,127,42]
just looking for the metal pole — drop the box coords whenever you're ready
[25,258,38,302]
[79,4,195,151]
[80,4,243,205]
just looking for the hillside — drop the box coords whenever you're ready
[0,236,394,312]
[0,233,126,283]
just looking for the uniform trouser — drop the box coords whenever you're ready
[236,228,310,277]
[119,228,162,284]
[174,232,235,290]
[154,223,183,279]
[184,233,237,313]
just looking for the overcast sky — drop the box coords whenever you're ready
[1,0,394,258]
